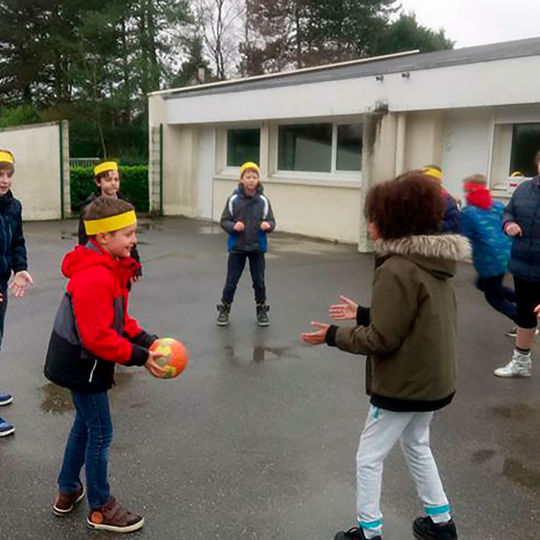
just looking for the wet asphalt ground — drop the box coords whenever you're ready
[0,217,538,540]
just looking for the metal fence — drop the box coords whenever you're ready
[69,157,100,168]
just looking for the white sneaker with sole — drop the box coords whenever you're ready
[494,350,532,378]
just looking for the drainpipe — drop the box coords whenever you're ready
[394,113,407,176]
[159,123,164,216]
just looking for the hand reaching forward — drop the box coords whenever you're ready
[145,349,167,378]
[300,322,330,345]
[329,295,358,321]
[10,270,34,298]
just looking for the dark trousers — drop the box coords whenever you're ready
[58,391,113,509]
[476,274,516,322]
[514,276,540,329]
[221,251,266,304]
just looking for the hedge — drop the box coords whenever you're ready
[70,165,149,213]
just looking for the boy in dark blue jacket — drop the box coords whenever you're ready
[0,150,33,437]
[217,162,275,327]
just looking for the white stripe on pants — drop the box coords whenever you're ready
[356,406,450,538]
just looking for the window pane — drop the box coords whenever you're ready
[278,124,332,172]
[227,129,260,167]
[337,124,363,171]
[510,123,540,177]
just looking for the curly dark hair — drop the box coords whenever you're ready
[364,171,445,239]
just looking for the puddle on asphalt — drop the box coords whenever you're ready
[471,449,496,464]
[224,345,299,364]
[41,370,136,414]
[503,458,540,490]
[138,222,163,231]
[491,403,536,421]
[41,383,73,414]
[197,225,222,235]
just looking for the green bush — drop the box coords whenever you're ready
[70,165,149,213]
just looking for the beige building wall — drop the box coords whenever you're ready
[403,111,446,172]
[213,178,361,244]
[0,121,69,220]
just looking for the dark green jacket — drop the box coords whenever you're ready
[326,234,470,412]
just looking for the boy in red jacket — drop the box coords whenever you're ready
[45,197,164,533]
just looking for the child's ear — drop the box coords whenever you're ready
[95,232,110,245]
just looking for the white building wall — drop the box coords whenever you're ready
[213,178,361,244]
[442,109,494,199]
[0,122,68,220]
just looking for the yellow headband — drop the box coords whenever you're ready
[94,161,118,176]
[240,162,259,176]
[421,166,443,182]
[84,210,137,235]
[0,151,14,164]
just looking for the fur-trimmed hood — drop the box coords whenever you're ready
[374,234,471,280]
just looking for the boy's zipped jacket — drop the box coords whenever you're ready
[502,176,540,280]
[78,191,141,275]
[220,184,275,252]
[326,234,470,412]
[44,241,155,393]
[0,190,27,282]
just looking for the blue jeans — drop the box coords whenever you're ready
[58,391,113,509]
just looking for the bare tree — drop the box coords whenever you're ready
[195,0,245,79]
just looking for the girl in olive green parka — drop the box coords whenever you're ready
[302,172,470,540]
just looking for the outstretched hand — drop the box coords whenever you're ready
[329,295,358,321]
[10,270,34,298]
[300,322,330,345]
[145,349,167,378]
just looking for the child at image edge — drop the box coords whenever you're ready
[302,171,469,540]
[44,196,164,533]
[0,149,34,438]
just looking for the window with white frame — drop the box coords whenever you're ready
[510,123,540,177]
[226,128,260,167]
[278,122,362,174]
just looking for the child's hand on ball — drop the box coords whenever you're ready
[145,350,167,378]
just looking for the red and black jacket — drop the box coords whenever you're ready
[44,241,155,393]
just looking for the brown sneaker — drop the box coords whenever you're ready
[53,484,85,516]
[87,497,144,533]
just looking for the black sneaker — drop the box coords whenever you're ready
[216,303,230,326]
[413,517,457,539]
[334,527,380,540]
[256,304,270,327]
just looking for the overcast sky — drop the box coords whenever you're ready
[398,0,540,47]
